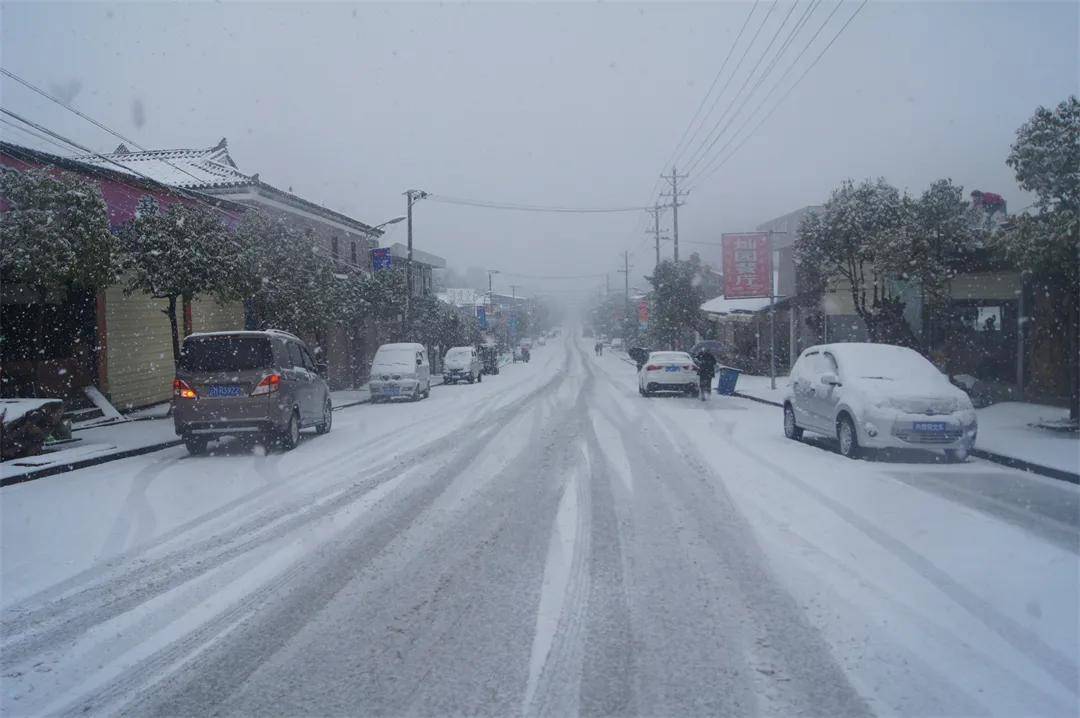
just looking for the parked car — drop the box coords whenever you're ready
[638,351,699,397]
[783,343,977,461]
[610,338,624,350]
[443,346,482,384]
[369,343,431,402]
[172,329,332,455]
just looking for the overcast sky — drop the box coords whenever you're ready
[2,1,1076,299]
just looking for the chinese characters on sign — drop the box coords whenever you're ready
[370,247,393,271]
[721,232,772,298]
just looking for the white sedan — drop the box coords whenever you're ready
[783,342,977,461]
[638,351,699,397]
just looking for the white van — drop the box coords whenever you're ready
[443,346,481,384]
[369,342,431,402]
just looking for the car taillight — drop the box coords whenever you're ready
[173,378,197,399]
[645,364,660,371]
[251,373,281,396]
[689,365,697,372]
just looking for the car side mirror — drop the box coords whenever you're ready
[820,373,841,386]
[316,361,328,377]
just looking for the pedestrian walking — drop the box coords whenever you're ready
[595,341,603,357]
[693,348,717,401]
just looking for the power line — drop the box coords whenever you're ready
[687,0,842,189]
[1,67,225,190]
[498,271,607,280]
[682,0,802,176]
[689,0,869,191]
[0,117,77,155]
[426,194,651,214]
[683,0,821,177]
[672,0,781,173]
[661,1,762,178]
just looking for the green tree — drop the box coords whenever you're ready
[120,197,239,365]
[644,256,706,350]
[1,168,119,390]
[994,96,1079,420]
[235,211,343,342]
[796,178,919,346]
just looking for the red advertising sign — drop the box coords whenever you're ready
[638,301,649,323]
[722,232,772,298]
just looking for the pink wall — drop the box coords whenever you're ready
[1,152,242,229]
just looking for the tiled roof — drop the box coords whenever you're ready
[75,138,254,189]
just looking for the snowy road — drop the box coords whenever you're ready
[2,334,1077,716]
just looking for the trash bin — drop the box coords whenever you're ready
[716,366,741,396]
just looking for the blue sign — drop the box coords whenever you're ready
[476,306,487,329]
[371,247,393,271]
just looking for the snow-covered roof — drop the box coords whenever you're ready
[75,138,254,190]
[387,243,446,268]
[700,295,778,315]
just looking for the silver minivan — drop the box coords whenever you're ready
[443,346,481,384]
[173,330,333,454]
[369,342,431,402]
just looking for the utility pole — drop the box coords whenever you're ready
[646,204,668,271]
[617,251,631,334]
[403,189,428,338]
[605,273,610,296]
[660,166,688,263]
[509,284,521,344]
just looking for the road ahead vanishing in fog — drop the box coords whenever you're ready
[2,334,1077,717]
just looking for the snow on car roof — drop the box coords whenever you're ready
[817,343,945,382]
[649,351,691,360]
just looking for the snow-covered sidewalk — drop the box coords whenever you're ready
[975,402,1078,476]
[733,373,1079,478]
[0,387,391,485]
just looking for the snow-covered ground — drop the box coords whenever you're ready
[1,334,1076,716]
[975,402,1078,474]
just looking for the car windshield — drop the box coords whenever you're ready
[2,3,1076,716]
[374,350,416,367]
[834,346,947,384]
[179,336,273,372]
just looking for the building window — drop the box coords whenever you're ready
[331,237,339,261]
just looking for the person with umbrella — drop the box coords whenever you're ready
[692,346,718,401]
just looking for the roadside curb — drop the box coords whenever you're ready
[732,391,1079,485]
[2,355,539,488]
[1,439,185,488]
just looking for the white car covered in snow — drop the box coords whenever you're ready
[783,343,977,461]
[638,351,698,397]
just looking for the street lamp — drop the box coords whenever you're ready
[373,216,406,231]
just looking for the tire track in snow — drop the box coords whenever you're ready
[727,438,1080,699]
[0,349,572,679]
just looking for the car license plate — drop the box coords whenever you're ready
[208,385,243,398]
[664,366,680,372]
[383,386,400,396]
[913,421,946,432]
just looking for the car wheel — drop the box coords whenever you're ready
[784,404,804,440]
[278,410,301,451]
[183,435,208,455]
[945,448,968,463]
[315,398,333,435]
[837,414,860,458]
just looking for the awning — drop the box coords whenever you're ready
[700,295,785,316]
